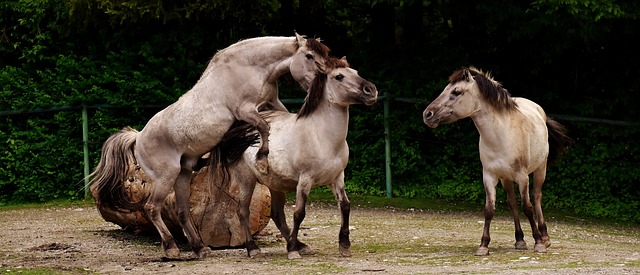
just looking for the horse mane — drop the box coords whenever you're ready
[294,36,331,60]
[297,57,350,119]
[449,66,517,112]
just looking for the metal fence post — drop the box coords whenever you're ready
[383,94,392,198]
[82,105,90,198]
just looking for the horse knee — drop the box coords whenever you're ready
[339,200,350,212]
[522,203,535,217]
[483,206,495,220]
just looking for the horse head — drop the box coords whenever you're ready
[423,66,515,128]
[325,56,377,107]
[298,56,377,119]
[290,32,331,90]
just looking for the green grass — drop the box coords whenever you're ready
[0,198,95,211]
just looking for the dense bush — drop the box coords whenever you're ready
[1,0,638,223]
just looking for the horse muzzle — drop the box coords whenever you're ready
[361,84,378,106]
[423,109,440,128]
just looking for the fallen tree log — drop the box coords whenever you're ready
[90,163,271,248]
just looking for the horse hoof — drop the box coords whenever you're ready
[474,247,489,256]
[339,246,352,257]
[287,251,302,260]
[542,236,551,248]
[298,245,315,255]
[196,246,212,260]
[249,248,261,258]
[515,240,528,250]
[165,247,181,258]
[534,243,547,253]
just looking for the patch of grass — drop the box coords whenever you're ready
[302,187,480,212]
[265,259,348,273]
[303,188,640,228]
[0,267,93,274]
[306,262,348,273]
[0,199,95,211]
[267,257,302,267]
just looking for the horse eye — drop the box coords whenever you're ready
[305,54,314,60]
[335,74,344,81]
[451,90,462,96]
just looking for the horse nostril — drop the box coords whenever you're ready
[425,111,434,119]
[363,85,374,95]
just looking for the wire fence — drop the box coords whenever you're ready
[2,97,639,198]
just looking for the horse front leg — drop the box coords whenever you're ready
[476,172,499,256]
[501,179,527,250]
[234,105,270,174]
[287,184,312,260]
[330,173,351,257]
[270,189,313,256]
[517,173,546,253]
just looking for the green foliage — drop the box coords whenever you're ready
[0,0,639,224]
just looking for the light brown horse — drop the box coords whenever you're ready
[423,67,572,256]
[89,33,331,259]
[210,56,377,259]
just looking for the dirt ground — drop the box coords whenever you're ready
[1,200,638,274]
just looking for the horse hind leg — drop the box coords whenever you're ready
[516,174,546,253]
[502,179,527,250]
[174,167,211,259]
[533,165,550,248]
[143,169,182,258]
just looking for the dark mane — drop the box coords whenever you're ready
[449,67,517,112]
[297,57,350,119]
[293,36,331,59]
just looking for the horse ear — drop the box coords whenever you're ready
[295,32,306,46]
[341,56,347,62]
[463,67,473,82]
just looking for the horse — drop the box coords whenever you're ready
[209,56,377,259]
[422,66,572,256]
[88,33,331,259]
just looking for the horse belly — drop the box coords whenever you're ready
[144,98,234,156]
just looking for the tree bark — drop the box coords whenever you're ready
[90,164,271,248]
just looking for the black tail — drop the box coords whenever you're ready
[208,121,260,187]
[546,118,574,165]
[88,127,146,211]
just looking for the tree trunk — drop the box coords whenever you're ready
[90,164,271,248]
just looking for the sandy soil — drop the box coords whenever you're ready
[1,201,638,274]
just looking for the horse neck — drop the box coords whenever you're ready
[304,100,350,144]
[205,37,295,81]
[470,103,513,149]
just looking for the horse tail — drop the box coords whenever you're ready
[208,121,260,187]
[546,117,573,165]
[88,126,143,211]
